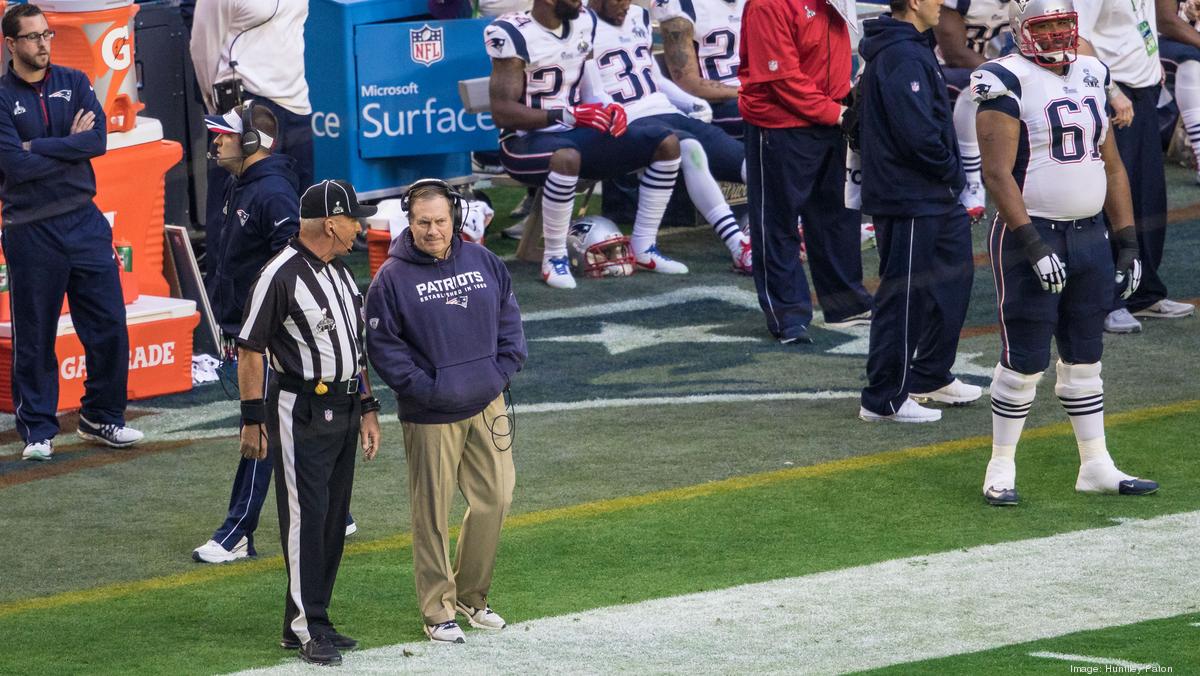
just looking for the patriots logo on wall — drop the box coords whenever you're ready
[411,24,445,66]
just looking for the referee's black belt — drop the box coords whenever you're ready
[274,372,360,396]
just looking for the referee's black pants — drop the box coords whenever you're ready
[1111,82,1169,312]
[267,379,360,645]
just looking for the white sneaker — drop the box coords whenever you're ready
[21,439,53,461]
[635,245,688,274]
[859,398,942,423]
[456,602,507,630]
[541,255,576,289]
[424,620,466,644]
[345,521,357,537]
[1104,308,1142,334]
[192,536,250,564]
[1132,299,1195,319]
[910,378,983,406]
[77,416,144,448]
[824,311,872,329]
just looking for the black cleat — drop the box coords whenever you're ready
[298,635,342,666]
[282,631,357,651]
[1118,478,1159,496]
[984,486,1019,506]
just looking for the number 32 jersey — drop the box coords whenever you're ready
[971,55,1112,221]
[484,11,598,133]
[593,6,678,121]
[651,0,745,87]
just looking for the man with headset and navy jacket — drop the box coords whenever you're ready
[192,103,358,564]
[366,179,527,644]
[0,3,143,460]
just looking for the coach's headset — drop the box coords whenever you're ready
[239,102,274,156]
[401,178,465,234]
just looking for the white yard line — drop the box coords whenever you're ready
[235,510,1200,675]
[1029,652,1161,671]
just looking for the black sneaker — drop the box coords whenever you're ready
[282,630,357,650]
[298,635,342,666]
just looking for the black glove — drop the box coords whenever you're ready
[1112,226,1141,300]
[840,86,860,152]
[1011,222,1066,294]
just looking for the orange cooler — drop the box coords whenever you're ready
[92,117,183,298]
[367,221,391,277]
[35,0,143,131]
[0,295,199,412]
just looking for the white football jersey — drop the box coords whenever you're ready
[943,0,1012,57]
[650,0,745,87]
[484,10,599,133]
[971,55,1111,220]
[593,7,678,121]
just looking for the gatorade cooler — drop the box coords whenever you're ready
[0,295,199,412]
[93,116,183,297]
[34,0,143,132]
[0,241,8,324]
[367,221,390,276]
[58,238,138,316]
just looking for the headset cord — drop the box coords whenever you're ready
[484,387,516,453]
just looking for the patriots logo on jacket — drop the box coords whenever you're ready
[446,295,469,308]
[237,209,250,226]
[49,89,72,102]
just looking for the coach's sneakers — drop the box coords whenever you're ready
[541,255,576,289]
[21,439,53,461]
[345,521,358,537]
[824,311,872,330]
[859,398,942,423]
[910,379,983,406]
[299,635,342,666]
[1076,461,1159,495]
[456,602,507,630]
[192,536,250,564]
[731,238,752,275]
[77,416,143,448]
[779,327,813,345]
[424,620,466,644]
[1132,299,1195,319]
[636,245,689,274]
[1103,308,1142,334]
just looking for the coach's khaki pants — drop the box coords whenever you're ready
[402,394,515,625]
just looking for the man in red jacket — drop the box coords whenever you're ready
[739,0,872,344]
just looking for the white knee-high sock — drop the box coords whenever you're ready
[679,139,742,253]
[631,157,681,254]
[1174,61,1200,164]
[541,171,577,259]
[1055,361,1134,490]
[954,88,982,190]
[986,363,1043,490]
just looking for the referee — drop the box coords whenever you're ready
[237,179,382,666]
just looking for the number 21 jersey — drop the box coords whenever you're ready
[971,55,1111,220]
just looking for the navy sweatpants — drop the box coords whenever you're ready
[1111,83,1168,312]
[3,204,128,444]
[861,209,974,415]
[745,123,872,339]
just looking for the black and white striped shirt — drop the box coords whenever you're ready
[237,240,366,382]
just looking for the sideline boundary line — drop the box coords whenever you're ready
[0,398,1194,620]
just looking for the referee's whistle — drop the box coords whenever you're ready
[315,382,329,395]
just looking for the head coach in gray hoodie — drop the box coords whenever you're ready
[365,178,527,644]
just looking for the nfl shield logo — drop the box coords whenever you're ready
[324,409,333,422]
[411,25,444,66]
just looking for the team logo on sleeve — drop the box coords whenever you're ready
[410,24,445,66]
[488,35,507,50]
[972,80,991,98]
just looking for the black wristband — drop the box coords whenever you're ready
[1113,225,1138,251]
[360,396,381,415]
[240,399,266,425]
[1011,222,1052,262]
